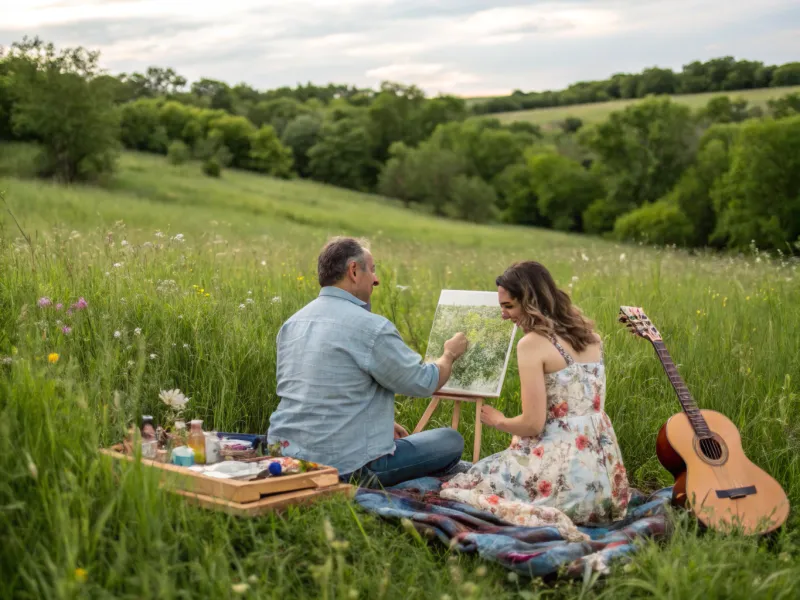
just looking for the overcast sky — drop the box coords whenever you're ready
[1,0,798,96]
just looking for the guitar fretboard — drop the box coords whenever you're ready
[652,340,710,437]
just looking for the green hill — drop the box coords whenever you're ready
[2,147,799,599]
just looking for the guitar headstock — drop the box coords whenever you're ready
[618,306,662,342]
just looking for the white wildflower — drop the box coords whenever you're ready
[1,357,12,365]
[134,327,141,336]
[113,262,123,268]
[396,285,410,291]
[581,252,589,262]
[260,260,267,266]
[239,304,246,310]
[159,388,190,409]
[114,330,121,339]
[149,353,157,360]
[178,314,183,319]
[183,343,189,349]
[154,231,165,238]
[619,253,626,262]
[121,240,129,247]
[247,290,252,295]
[143,241,153,248]
[572,275,579,282]
[271,296,281,303]
[105,272,110,276]
[172,233,185,242]
[246,298,254,304]
[231,583,250,595]
[127,360,135,367]
[120,297,126,304]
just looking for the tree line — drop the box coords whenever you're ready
[1,37,799,252]
[472,56,800,115]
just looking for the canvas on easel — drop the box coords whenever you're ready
[415,290,517,462]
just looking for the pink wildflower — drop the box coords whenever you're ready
[55,303,64,311]
[62,326,72,335]
[38,297,52,308]
[71,297,88,311]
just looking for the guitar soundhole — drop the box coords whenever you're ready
[694,434,728,465]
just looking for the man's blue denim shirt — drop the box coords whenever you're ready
[267,286,440,474]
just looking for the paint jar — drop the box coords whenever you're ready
[188,420,206,464]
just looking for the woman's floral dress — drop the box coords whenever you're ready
[440,338,629,542]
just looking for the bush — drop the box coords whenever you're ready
[613,201,694,245]
[560,117,583,133]
[202,157,221,177]
[447,174,497,223]
[167,140,190,165]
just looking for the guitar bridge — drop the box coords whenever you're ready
[715,485,757,499]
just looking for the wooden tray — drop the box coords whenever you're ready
[175,483,355,517]
[100,449,341,503]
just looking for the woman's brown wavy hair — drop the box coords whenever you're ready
[496,261,597,352]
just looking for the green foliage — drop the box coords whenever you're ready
[581,98,698,231]
[528,153,604,231]
[424,305,515,394]
[248,97,311,135]
[613,200,694,245]
[307,117,377,191]
[248,125,294,178]
[711,116,800,250]
[768,92,800,119]
[206,115,256,169]
[700,96,750,124]
[202,156,221,177]
[447,174,497,223]
[4,38,119,182]
[167,140,190,165]
[281,114,324,177]
[493,163,542,226]
[771,62,800,87]
[560,117,583,133]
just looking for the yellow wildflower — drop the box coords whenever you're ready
[74,568,88,583]
[297,275,304,282]
[204,293,210,297]
[48,353,59,364]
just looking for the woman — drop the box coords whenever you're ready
[440,261,629,540]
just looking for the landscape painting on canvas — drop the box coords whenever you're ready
[423,290,518,397]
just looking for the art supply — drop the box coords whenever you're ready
[141,440,158,459]
[205,433,221,464]
[141,415,156,440]
[188,420,206,464]
[171,446,195,466]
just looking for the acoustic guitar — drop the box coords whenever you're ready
[618,305,789,535]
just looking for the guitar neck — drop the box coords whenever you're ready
[651,340,710,437]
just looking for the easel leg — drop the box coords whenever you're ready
[473,399,483,463]
[451,401,461,429]
[413,397,441,434]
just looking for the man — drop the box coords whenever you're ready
[267,236,469,487]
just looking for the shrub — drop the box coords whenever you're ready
[613,201,694,245]
[167,140,190,165]
[202,157,221,178]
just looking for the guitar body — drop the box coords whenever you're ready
[656,409,790,535]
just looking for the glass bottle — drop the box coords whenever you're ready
[188,420,206,464]
[141,415,156,440]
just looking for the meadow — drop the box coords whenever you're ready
[487,86,800,129]
[1,147,799,599]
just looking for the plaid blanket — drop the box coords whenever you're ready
[355,477,673,578]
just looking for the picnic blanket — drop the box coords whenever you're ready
[355,477,673,579]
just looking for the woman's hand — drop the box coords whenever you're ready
[480,405,506,428]
[393,422,409,439]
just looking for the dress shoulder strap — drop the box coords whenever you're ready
[549,335,575,366]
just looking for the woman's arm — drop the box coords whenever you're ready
[480,335,548,437]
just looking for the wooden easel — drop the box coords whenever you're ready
[413,393,486,463]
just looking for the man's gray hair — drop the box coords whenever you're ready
[317,236,370,287]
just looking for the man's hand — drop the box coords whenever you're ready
[480,405,506,428]
[393,422,409,439]
[444,332,469,361]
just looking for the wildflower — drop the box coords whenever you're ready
[26,455,38,479]
[231,583,250,595]
[172,233,185,242]
[48,353,60,364]
[260,260,266,266]
[149,353,157,360]
[55,303,63,311]
[159,389,190,410]
[396,285,409,291]
[113,262,123,268]
[297,275,304,282]
[38,297,52,308]
[183,343,189,349]
[271,296,281,304]
[127,360,135,367]
[239,304,246,310]
[155,231,165,238]
[114,330,121,338]
[619,253,626,262]
[62,326,72,335]
[72,297,88,311]
[134,328,142,336]
[247,290,252,295]
[475,566,488,577]
[581,252,589,262]
[247,575,258,584]
[204,293,210,297]
[178,314,183,319]
[507,572,519,583]
[121,239,129,247]
[246,298,254,304]
[1,357,11,365]
[74,568,88,583]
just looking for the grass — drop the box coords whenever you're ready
[489,86,800,129]
[2,146,800,598]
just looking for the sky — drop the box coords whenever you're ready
[1,0,798,97]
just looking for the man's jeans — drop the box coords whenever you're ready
[341,428,464,488]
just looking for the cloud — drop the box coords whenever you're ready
[1,0,798,95]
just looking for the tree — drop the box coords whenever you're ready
[191,78,234,111]
[771,63,800,87]
[5,37,119,182]
[699,96,750,124]
[281,114,323,177]
[248,97,311,135]
[613,201,694,245]
[768,93,800,119]
[367,83,426,163]
[528,153,604,231]
[206,115,255,168]
[248,125,293,178]
[447,175,497,223]
[580,97,698,231]
[711,116,800,250]
[493,163,543,226]
[307,117,377,191]
[637,67,679,96]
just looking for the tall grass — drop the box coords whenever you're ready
[1,149,799,598]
